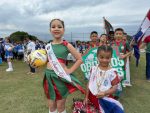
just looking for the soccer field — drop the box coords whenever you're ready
[0,54,150,113]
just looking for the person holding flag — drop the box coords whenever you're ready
[140,34,150,82]
[84,45,124,113]
[132,9,150,66]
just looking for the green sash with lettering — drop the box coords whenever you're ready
[80,47,126,80]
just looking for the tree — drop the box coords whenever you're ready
[10,31,38,43]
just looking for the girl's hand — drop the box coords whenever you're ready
[96,91,106,98]
[119,54,126,59]
[83,98,88,105]
[64,67,72,75]
[130,39,136,47]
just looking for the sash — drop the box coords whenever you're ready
[45,43,72,82]
[89,66,107,95]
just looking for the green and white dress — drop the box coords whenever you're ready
[43,41,85,100]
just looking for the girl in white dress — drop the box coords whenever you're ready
[84,45,124,113]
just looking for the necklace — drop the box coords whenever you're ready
[96,67,107,93]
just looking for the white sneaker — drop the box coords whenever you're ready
[6,68,13,72]
[6,68,9,71]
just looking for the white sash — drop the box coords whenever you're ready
[45,43,72,82]
[89,66,106,95]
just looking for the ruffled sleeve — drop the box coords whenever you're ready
[109,69,120,86]
[62,40,68,46]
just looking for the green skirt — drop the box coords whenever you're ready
[43,69,85,100]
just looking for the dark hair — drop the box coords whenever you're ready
[90,31,98,36]
[123,32,127,35]
[109,31,114,35]
[97,45,113,56]
[49,19,65,28]
[100,34,107,37]
[25,37,30,40]
[115,28,124,33]
[5,37,11,43]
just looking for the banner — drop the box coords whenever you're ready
[80,47,130,84]
[81,47,98,79]
[122,57,132,86]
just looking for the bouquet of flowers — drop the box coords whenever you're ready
[72,98,99,113]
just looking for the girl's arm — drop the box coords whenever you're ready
[83,82,89,105]
[104,85,117,96]
[65,43,82,74]
[85,82,89,99]
[96,85,118,98]
[139,42,146,49]
[120,51,132,59]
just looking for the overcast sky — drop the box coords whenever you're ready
[0,0,149,41]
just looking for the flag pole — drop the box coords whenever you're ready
[103,17,106,34]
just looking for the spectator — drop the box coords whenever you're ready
[26,37,36,75]
[4,37,14,72]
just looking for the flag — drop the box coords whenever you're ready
[142,30,150,41]
[133,9,150,66]
[99,97,124,113]
[103,17,114,36]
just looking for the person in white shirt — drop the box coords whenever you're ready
[26,37,36,75]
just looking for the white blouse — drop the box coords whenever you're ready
[89,66,118,95]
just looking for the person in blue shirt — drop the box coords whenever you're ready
[17,42,24,60]
[4,37,14,72]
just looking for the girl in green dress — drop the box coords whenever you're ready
[44,19,85,113]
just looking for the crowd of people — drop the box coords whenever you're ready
[0,37,46,72]
[0,32,130,72]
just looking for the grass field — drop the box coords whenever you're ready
[0,54,150,113]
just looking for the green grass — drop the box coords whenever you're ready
[0,54,150,113]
